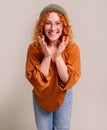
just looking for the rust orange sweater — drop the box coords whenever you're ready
[25,42,81,112]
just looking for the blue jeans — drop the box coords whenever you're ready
[32,89,73,130]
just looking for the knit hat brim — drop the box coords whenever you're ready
[40,4,67,18]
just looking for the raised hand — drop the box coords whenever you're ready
[55,36,69,57]
[38,35,52,57]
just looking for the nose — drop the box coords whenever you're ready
[51,23,56,30]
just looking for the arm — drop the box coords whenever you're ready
[59,43,81,91]
[40,56,51,76]
[54,36,69,83]
[25,44,52,91]
[38,35,52,76]
[55,55,69,83]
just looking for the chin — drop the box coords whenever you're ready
[48,37,59,41]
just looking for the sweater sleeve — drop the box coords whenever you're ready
[25,44,52,91]
[59,43,81,91]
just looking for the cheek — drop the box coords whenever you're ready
[59,27,63,34]
[43,26,49,34]
[59,26,63,31]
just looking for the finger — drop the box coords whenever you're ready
[41,35,45,44]
[65,37,69,45]
[60,36,65,48]
[38,36,45,46]
[62,37,68,47]
[38,36,42,43]
[62,36,66,43]
[38,36,44,49]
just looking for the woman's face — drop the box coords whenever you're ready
[44,12,63,44]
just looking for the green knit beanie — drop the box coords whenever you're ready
[40,4,67,18]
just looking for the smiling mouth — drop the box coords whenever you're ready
[48,32,58,37]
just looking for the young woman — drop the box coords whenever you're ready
[25,4,81,130]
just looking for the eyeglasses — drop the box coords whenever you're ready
[44,21,63,27]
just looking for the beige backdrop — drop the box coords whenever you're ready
[0,0,107,130]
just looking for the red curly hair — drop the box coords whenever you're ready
[32,11,73,47]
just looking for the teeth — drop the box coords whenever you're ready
[49,32,58,36]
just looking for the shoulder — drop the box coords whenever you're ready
[27,43,42,55]
[27,43,37,52]
[66,42,80,54]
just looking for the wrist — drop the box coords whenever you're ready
[44,55,52,62]
[55,55,62,61]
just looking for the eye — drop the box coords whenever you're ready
[45,21,51,25]
[55,22,61,25]
[55,22,63,27]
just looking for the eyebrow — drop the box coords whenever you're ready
[45,20,61,23]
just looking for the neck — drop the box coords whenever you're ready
[49,41,58,47]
